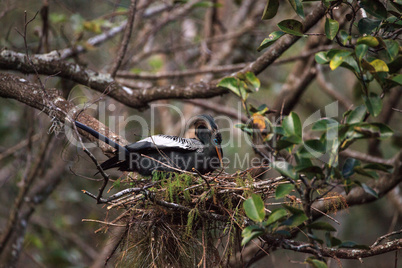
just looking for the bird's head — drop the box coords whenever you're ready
[190,114,223,167]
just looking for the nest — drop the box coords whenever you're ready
[83,167,285,267]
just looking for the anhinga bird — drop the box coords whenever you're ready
[74,114,223,176]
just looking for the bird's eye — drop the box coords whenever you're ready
[213,138,218,144]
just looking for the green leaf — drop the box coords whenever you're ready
[360,0,388,19]
[249,104,272,115]
[272,161,296,179]
[354,166,379,179]
[277,19,304,36]
[245,72,260,91]
[243,194,266,222]
[329,50,352,70]
[311,118,339,132]
[339,30,350,46]
[370,59,389,72]
[357,18,382,34]
[283,204,304,215]
[363,93,382,117]
[296,165,324,176]
[356,36,379,47]
[298,140,327,159]
[308,233,324,245]
[315,51,329,64]
[364,163,394,173]
[275,184,294,199]
[341,55,360,74]
[50,13,67,24]
[294,153,313,167]
[345,105,366,124]
[261,0,280,20]
[325,17,339,40]
[241,225,264,245]
[391,74,402,85]
[283,211,308,226]
[382,39,399,62]
[327,234,342,247]
[308,221,337,232]
[218,77,248,100]
[355,44,368,61]
[282,112,302,138]
[354,123,393,140]
[275,139,297,150]
[266,208,288,225]
[288,0,304,19]
[235,123,254,135]
[307,259,328,268]
[342,158,361,178]
[257,31,285,52]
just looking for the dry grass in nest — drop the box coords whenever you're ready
[83,167,286,267]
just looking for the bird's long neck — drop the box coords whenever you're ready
[74,121,127,153]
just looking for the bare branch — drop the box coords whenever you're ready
[110,0,138,78]
[340,148,395,165]
[0,49,226,109]
[184,99,248,122]
[241,2,332,75]
[0,72,127,153]
[263,235,402,260]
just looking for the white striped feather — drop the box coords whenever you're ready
[136,135,204,151]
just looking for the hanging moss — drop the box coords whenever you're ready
[185,208,198,237]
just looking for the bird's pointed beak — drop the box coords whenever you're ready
[215,146,223,168]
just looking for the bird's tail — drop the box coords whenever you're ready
[99,155,122,170]
[74,121,127,153]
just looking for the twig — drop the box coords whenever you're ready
[151,197,229,222]
[82,182,156,203]
[0,133,53,254]
[372,229,402,247]
[82,219,126,228]
[110,0,138,78]
[340,149,394,165]
[184,99,248,123]
[0,133,41,162]
[71,120,111,204]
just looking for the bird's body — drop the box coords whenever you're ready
[75,115,223,176]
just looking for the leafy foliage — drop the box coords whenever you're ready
[237,0,401,265]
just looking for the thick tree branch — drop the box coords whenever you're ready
[0,50,226,109]
[0,72,127,152]
[242,2,332,75]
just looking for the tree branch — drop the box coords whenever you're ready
[312,150,402,219]
[0,72,127,153]
[110,0,138,78]
[242,1,332,75]
[0,50,226,109]
[263,235,402,260]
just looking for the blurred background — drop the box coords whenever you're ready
[0,0,401,267]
